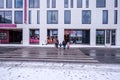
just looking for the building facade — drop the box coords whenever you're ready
[0,0,120,47]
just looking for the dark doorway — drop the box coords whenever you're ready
[9,29,22,44]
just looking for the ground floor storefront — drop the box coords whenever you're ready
[0,28,119,47]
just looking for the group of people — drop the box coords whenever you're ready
[55,40,70,49]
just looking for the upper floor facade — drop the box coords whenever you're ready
[0,0,119,28]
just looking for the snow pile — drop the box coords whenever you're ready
[0,61,120,80]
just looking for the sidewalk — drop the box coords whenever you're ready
[0,47,120,63]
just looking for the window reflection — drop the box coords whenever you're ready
[0,11,12,24]
[103,10,108,24]
[29,29,39,44]
[64,10,71,24]
[47,29,58,44]
[47,10,58,24]
[29,0,40,8]
[0,0,4,8]
[77,0,82,8]
[82,10,91,24]
[96,0,106,8]
[14,11,23,24]
[6,0,12,8]
[15,0,23,8]
[96,30,105,45]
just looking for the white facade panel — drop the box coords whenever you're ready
[0,0,119,47]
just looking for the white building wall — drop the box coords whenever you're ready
[0,0,120,47]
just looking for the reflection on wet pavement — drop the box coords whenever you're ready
[80,48,120,63]
[0,47,120,63]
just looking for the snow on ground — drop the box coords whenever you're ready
[0,61,120,80]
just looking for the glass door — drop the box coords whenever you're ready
[105,30,116,46]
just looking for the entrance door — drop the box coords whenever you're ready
[9,30,22,44]
[105,30,116,46]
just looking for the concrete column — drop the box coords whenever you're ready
[90,28,96,46]
[58,28,64,43]
[23,27,29,45]
[40,28,47,45]
[116,28,120,46]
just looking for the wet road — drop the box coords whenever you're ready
[0,47,120,63]
[80,48,120,63]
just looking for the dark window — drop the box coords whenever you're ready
[106,30,110,44]
[29,0,40,8]
[86,0,89,8]
[52,0,56,8]
[114,0,118,7]
[14,11,23,24]
[47,0,50,8]
[0,0,4,8]
[64,0,69,8]
[96,0,106,8]
[47,10,58,24]
[37,10,40,24]
[70,0,73,8]
[15,0,23,8]
[28,11,31,24]
[77,0,82,8]
[103,10,108,24]
[6,0,12,8]
[0,11,12,23]
[64,29,90,44]
[64,10,71,24]
[96,30,105,45]
[82,10,91,24]
[114,10,117,24]
[111,30,116,45]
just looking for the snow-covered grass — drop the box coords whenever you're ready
[0,61,120,80]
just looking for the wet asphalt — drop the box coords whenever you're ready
[0,47,120,64]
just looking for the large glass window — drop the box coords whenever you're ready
[29,29,39,44]
[29,0,40,8]
[96,0,106,8]
[37,10,40,24]
[47,29,58,44]
[82,10,91,24]
[86,0,89,8]
[15,0,23,8]
[64,10,71,24]
[64,29,90,44]
[64,0,69,8]
[103,10,108,24]
[47,10,58,24]
[96,30,105,45]
[77,0,82,8]
[28,11,31,24]
[6,0,12,8]
[114,0,118,8]
[0,0,4,8]
[0,11,12,23]
[114,10,117,24]
[14,11,23,24]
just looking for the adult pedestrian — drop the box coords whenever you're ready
[62,40,66,49]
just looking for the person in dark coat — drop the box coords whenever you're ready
[62,40,66,49]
